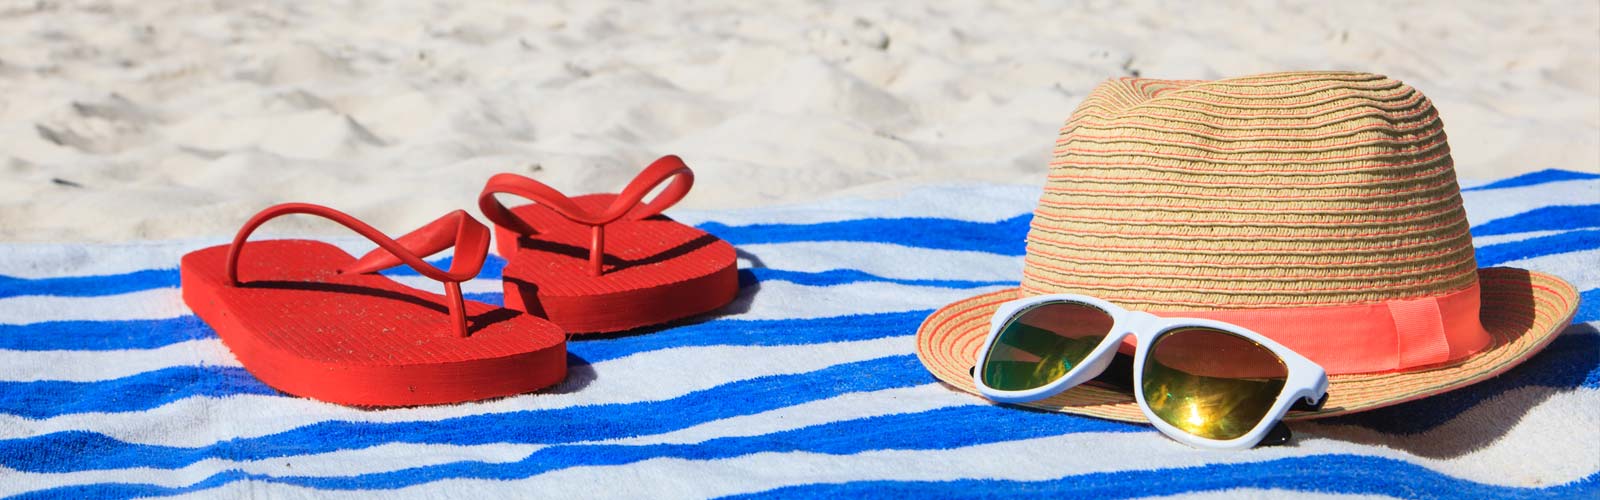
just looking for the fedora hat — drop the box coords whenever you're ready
[916,71,1580,421]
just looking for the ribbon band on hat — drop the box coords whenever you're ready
[1141,282,1489,374]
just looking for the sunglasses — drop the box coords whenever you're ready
[974,294,1330,450]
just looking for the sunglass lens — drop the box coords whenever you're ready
[981,301,1114,391]
[1142,327,1288,441]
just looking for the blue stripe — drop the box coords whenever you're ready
[1475,229,1600,267]
[740,268,1012,289]
[0,367,272,419]
[728,456,1598,500]
[1,310,931,417]
[0,316,215,351]
[1578,289,1599,324]
[373,255,505,279]
[13,403,1138,498]
[0,355,932,473]
[1471,205,1600,237]
[1462,168,1600,192]
[462,291,503,307]
[0,268,178,299]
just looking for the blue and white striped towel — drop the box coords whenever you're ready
[0,170,1596,499]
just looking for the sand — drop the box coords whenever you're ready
[1,0,1596,242]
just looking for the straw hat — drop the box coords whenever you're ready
[916,71,1580,421]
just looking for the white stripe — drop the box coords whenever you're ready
[720,281,1008,321]
[0,288,189,325]
[1497,247,1600,292]
[0,338,238,382]
[387,276,504,295]
[0,335,912,446]
[172,433,1268,499]
[1455,177,1494,190]
[1461,178,1600,227]
[150,387,1599,499]
[0,385,970,496]
[0,443,549,498]
[737,242,1023,282]
[671,183,1040,226]
[610,384,972,446]
[0,237,377,280]
[0,239,221,280]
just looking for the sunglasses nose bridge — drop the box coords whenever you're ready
[1122,310,1163,333]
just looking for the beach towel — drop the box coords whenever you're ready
[0,169,1595,499]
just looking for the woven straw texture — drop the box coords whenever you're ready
[1023,71,1475,308]
[915,71,1581,421]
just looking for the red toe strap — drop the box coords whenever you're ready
[477,155,694,237]
[477,155,694,277]
[341,211,491,280]
[224,203,492,338]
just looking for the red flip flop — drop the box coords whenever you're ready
[180,203,567,407]
[478,155,739,334]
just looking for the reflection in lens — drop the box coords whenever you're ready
[1142,327,1288,441]
[981,301,1113,392]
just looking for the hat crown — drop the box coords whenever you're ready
[1023,71,1476,310]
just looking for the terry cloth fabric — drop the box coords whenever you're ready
[0,169,1596,499]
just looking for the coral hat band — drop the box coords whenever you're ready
[1140,283,1490,375]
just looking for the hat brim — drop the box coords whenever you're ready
[915,267,1581,421]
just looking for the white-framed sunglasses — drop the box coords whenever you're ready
[974,294,1330,450]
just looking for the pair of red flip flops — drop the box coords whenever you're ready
[180,156,738,407]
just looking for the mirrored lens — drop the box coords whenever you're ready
[981,301,1113,392]
[1142,327,1288,441]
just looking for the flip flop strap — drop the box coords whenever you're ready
[225,203,490,284]
[476,155,695,237]
[224,203,492,337]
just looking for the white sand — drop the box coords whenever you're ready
[1,0,1596,242]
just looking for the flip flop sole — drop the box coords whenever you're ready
[181,240,567,406]
[497,195,739,333]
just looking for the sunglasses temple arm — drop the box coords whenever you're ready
[1291,392,1329,412]
[1255,391,1330,448]
[1257,421,1293,447]
[1258,389,1330,448]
